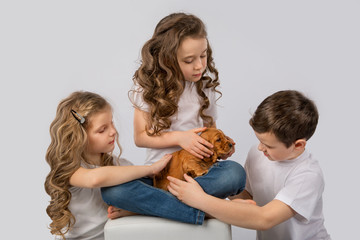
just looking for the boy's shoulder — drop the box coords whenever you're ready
[293,152,324,179]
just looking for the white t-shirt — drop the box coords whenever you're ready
[61,157,133,240]
[131,81,218,165]
[245,145,331,240]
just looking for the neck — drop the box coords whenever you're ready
[84,153,102,165]
[289,148,305,160]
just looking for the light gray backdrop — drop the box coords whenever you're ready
[1,0,358,239]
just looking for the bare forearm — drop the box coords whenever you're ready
[94,165,154,187]
[167,175,292,230]
[134,130,181,149]
[198,194,268,230]
[198,194,294,230]
[71,165,153,188]
[133,108,180,149]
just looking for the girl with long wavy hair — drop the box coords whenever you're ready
[102,13,246,225]
[44,91,171,239]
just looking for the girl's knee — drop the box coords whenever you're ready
[101,185,126,205]
[220,160,246,191]
[220,160,245,175]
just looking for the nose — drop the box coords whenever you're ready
[194,58,204,70]
[258,143,265,151]
[228,143,233,148]
[110,125,117,136]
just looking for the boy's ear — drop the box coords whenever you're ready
[294,139,307,150]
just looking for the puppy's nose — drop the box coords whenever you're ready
[229,143,233,148]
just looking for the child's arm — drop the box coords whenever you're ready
[133,108,213,158]
[69,154,172,188]
[168,174,295,230]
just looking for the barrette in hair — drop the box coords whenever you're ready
[71,109,85,124]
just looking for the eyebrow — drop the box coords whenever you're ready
[182,49,207,60]
[263,142,274,148]
[92,122,110,132]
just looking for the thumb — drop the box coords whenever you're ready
[192,127,207,134]
[183,174,196,183]
[165,154,172,163]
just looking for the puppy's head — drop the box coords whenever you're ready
[200,128,233,162]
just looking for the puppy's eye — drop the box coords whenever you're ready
[216,138,221,142]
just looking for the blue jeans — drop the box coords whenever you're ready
[101,160,245,225]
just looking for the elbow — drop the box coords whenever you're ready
[257,213,277,231]
[257,222,272,231]
[88,175,105,188]
[134,138,143,147]
[134,137,142,147]
[134,134,146,148]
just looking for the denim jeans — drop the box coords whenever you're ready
[101,160,245,225]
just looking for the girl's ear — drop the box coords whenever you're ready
[294,139,306,150]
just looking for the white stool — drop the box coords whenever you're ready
[104,215,232,240]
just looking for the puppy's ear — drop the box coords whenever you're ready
[202,152,218,163]
[210,152,218,163]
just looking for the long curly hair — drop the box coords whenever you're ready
[131,12,221,135]
[44,91,121,239]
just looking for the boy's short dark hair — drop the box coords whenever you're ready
[249,90,319,148]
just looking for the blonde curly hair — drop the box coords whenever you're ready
[131,12,221,135]
[44,91,121,239]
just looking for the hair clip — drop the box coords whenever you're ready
[71,109,85,124]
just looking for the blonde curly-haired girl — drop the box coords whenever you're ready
[44,91,171,239]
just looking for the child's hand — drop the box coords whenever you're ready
[167,174,207,209]
[149,154,172,177]
[178,127,213,159]
[219,135,236,160]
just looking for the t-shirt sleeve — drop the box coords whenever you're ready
[275,169,325,222]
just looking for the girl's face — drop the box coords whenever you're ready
[86,107,117,164]
[177,37,208,82]
[254,131,300,161]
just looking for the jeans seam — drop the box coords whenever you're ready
[195,210,205,225]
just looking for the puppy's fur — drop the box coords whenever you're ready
[154,128,233,191]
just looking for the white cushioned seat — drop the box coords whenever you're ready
[104,215,231,240]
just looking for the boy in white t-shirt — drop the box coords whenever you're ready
[168,90,331,240]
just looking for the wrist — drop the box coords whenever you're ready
[199,193,214,212]
[168,131,182,147]
[147,165,154,177]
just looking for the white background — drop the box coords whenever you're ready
[1,0,358,239]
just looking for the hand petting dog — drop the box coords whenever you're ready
[153,128,234,191]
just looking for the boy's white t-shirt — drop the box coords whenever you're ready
[131,81,218,165]
[61,157,133,240]
[245,145,331,240]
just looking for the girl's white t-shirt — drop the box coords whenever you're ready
[131,81,218,165]
[245,145,331,240]
[61,157,133,240]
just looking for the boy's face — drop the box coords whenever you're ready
[254,131,302,161]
